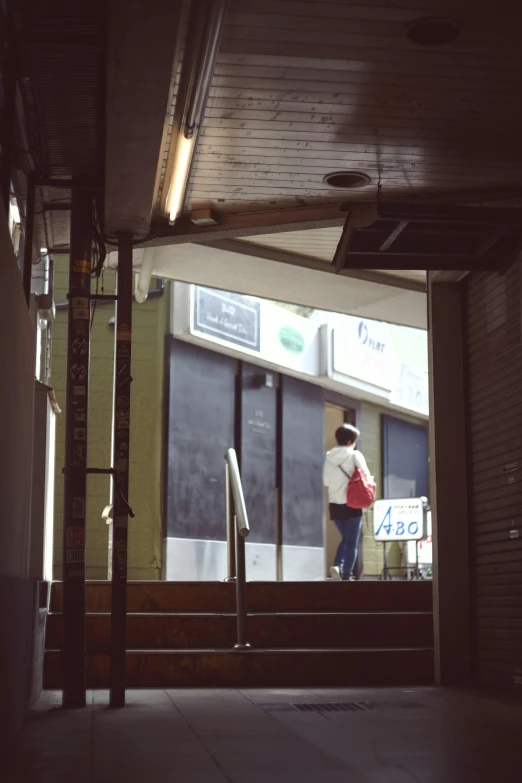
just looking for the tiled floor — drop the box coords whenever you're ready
[6,687,522,782]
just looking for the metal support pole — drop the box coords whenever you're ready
[22,175,35,306]
[0,40,17,213]
[225,462,236,581]
[110,233,133,708]
[234,527,250,650]
[62,188,92,708]
[275,487,283,582]
[275,378,283,581]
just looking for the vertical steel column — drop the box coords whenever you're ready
[275,377,283,581]
[22,175,35,306]
[110,233,133,708]
[62,188,92,708]
[225,462,236,581]
[234,529,250,650]
[0,40,17,213]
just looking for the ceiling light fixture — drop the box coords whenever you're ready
[323,171,371,189]
[165,0,228,225]
[166,135,195,225]
[406,18,462,46]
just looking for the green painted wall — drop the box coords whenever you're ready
[52,256,169,580]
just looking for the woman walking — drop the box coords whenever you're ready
[323,424,372,581]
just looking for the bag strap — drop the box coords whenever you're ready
[338,463,352,479]
[338,451,361,480]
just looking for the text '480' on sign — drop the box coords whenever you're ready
[373,498,425,542]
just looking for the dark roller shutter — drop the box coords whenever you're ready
[281,376,324,548]
[240,362,276,545]
[465,261,522,688]
[165,338,235,541]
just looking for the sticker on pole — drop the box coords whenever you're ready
[73,259,91,275]
[66,526,84,547]
[373,498,425,541]
[117,323,132,342]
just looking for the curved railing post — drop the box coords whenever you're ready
[224,448,251,649]
[225,462,236,581]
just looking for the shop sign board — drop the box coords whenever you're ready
[390,364,429,417]
[261,301,320,375]
[407,510,432,565]
[373,498,425,541]
[332,315,394,393]
[192,287,260,351]
[190,286,320,375]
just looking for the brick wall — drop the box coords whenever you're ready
[52,256,169,580]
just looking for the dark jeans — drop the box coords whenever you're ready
[333,516,363,580]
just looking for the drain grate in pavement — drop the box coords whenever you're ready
[258,700,425,713]
[293,702,369,713]
[361,700,424,711]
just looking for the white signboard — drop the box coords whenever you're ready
[373,498,425,541]
[407,510,432,565]
[192,287,260,350]
[390,364,429,417]
[188,285,320,375]
[332,315,394,393]
[260,300,320,375]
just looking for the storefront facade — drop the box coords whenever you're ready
[165,284,429,581]
[51,274,429,582]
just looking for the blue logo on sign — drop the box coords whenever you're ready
[357,320,385,354]
[358,321,368,344]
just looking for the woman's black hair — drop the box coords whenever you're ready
[335,423,360,446]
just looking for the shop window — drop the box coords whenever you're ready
[382,415,428,500]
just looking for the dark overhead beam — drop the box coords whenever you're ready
[332,204,378,272]
[475,226,511,255]
[142,204,346,247]
[35,179,101,191]
[376,203,522,226]
[341,185,522,213]
[379,219,409,251]
[498,236,522,274]
[333,216,356,273]
[22,32,103,47]
[342,252,500,272]
[359,226,502,239]
[42,202,71,211]
[209,238,426,293]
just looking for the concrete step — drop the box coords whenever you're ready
[46,611,434,651]
[50,580,433,614]
[44,647,434,689]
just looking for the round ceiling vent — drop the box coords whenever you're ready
[406,17,462,46]
[323,171,371,189]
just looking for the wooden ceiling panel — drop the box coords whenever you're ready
[155,1,522,219]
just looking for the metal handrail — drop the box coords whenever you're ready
[224,448,251,649]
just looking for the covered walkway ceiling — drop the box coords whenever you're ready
[14,0,522,324]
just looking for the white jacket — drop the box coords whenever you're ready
[323,446,371,505]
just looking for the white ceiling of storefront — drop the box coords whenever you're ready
[122,242,426,329]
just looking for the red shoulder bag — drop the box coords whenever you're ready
[340,461,376,509]
[347,467,376,509]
